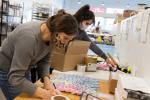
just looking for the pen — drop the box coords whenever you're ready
[53,83,56,89]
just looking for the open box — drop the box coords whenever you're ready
[51,40,90,71]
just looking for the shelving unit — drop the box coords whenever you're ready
[0,0,9,46]
[9,3,24,23]
[32,3,50,21]
[8,3,24,31]
[0,0,24,46]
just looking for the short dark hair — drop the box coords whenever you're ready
[74,4,95,25]
[46,13,78,36]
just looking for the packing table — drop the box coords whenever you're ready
[15,70,112,100]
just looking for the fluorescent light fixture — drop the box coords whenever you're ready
[126,4,130,8]
[101,2,104,6]
[77,0,81,4]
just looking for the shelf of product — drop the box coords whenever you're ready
[0,0,24,45]
[32,3,50,21]
[87,32,115,45]
[0,0,9,45]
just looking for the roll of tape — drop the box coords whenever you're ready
[51,95,70,100]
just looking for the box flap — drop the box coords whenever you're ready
[52,45,66,54]
[66,40,91,55]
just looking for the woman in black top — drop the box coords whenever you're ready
[74,4,115,66]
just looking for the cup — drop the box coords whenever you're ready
[51,95,70,100]
[77,64,86,72]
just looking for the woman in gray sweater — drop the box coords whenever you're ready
[0,13,78,100]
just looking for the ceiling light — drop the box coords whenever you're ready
[126,4,130,8]
[77,0,81,4]
[101,2,105,6]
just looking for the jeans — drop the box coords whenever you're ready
[0,70,31,100]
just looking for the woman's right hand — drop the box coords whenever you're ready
[33,87,56,100]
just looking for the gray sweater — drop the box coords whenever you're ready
[0,22,50,95]
[76,29,107,59]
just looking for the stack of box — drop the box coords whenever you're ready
[115,74,150,100]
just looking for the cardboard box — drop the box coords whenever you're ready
[114,14,124,24]
[123,10,136,18]
[86,63,97,72]
[84,56,97,65]
[51,40,90,72]
[84,56,97,72]
[109,72,118,94]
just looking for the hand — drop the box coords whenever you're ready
[43,76,56,95]
[44,83,62,95]
[106,57,116,68]
[33,87,55,100]
[55,89,62,95]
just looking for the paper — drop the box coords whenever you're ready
[121,21,127,40]
[136,12,143,42]
[125,19,130,40]
[132,15,139,41]
[140,10,150,43]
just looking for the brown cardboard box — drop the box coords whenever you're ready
[109,72,118,94]
[123,10,136,18]
[114,14,124,24]
[84,56,97,65]
[84,56,97,72]
[51,40,90,71]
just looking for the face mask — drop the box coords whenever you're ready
[53,33,69,49]
[79,23,88,30]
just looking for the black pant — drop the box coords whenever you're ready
[31,67,54,83]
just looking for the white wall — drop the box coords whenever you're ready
[114,9,150,85]
[52,0,64,9]
[51,0,64,15]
